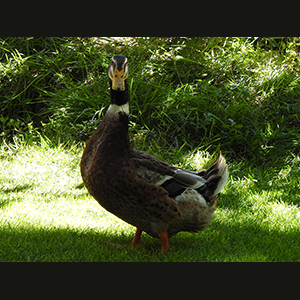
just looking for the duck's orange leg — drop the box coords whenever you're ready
[132,228,142,246]
[158,231,169,252]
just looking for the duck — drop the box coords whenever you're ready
[80,54,229,252]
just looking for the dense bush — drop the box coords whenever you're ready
[1,37,300,165]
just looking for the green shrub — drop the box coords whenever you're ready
[1,37,300,165]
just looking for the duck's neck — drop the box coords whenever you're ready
[107,80,130,116]
[100,80,131,155]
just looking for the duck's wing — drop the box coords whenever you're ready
[131,150,229,201]
[131,149,206,190]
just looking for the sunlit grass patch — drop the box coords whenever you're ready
[1,139,300,261]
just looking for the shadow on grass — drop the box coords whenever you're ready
[1,183,34,194]
[0,183,35,209]
[169,219,300,262]
[215,220,300,262]
[1,218,300,262]
[0,225,133,262]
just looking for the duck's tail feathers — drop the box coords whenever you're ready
[196,152,229,201]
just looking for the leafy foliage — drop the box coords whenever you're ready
[1,37,300,165]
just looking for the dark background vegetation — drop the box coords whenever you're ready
[1,37,300,166]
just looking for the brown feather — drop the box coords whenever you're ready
[81,111,182,237]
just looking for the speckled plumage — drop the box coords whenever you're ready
[80,55,229,251]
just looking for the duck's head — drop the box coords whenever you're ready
[107,55,129,92]
[107,55,130,115]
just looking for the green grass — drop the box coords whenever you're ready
[1,138,300,262]
[1,37,300,261]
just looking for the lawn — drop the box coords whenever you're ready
[1,37,300,261]
[1,139,300,262]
